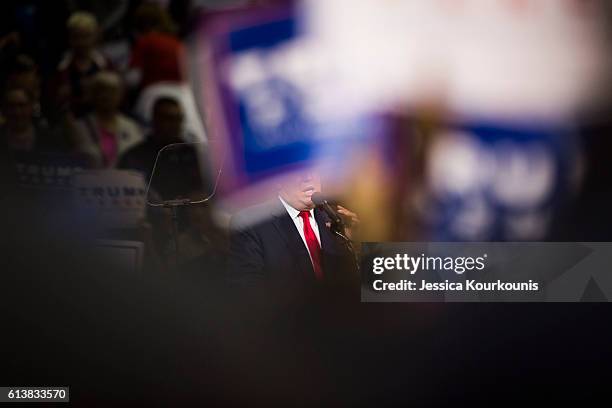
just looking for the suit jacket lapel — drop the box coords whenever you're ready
[270,199,315,280]
[315,208,334,252]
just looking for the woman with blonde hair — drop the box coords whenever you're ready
[53,11,114,117]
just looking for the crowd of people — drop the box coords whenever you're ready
[2,3,189,154]
[1,1,228,278]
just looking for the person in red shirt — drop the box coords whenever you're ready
[129,2,185,90]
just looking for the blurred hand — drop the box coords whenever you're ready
[336,205,360,240]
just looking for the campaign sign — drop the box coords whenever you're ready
[208,10,313,184]
[305,0,608,121]
[424,121,579,241]
[73,170,147,229]
[202,6,375,202]
[13,152,88,190]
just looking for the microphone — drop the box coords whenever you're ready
[312,192,344,227]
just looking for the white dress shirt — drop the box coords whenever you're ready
[278,196,321,263]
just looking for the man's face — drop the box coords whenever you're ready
[2,89,33,131]
[279,171,322,211]
[152,103,183,142]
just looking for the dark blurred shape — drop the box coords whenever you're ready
[550,116,612,240]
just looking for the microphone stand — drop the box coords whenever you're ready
[160,198,192,268]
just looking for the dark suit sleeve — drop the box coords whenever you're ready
[228,213,266,287]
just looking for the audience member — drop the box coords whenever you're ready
[3,55,44,124]
[129,2,185,90]
[119,96,184,180]
[0,86,69,154]
[53,12,113,118]
[73,71,142,168]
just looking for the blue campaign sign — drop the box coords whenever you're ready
[13,152,89,189]
[229,17,295,52]
[212,11,315,182]
[204,6,378,198]
[424,121,579,241]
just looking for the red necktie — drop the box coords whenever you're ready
[299,211,323,280]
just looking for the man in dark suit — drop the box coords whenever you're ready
[228,171,359,289]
